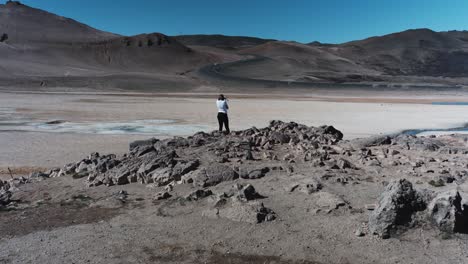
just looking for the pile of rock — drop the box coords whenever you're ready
[36,121,344,190]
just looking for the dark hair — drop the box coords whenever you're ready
[218,94,225,100]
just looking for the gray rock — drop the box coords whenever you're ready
[428,190,468,233]
[129,138,158,151]
[112,167,131,185]
[171,159,200,178]
[369,179,425,238]
[289,177,323,194]
[0,190,12,206]
[185,189,213,201]
[151,167,173,186]
[194,164,239,187]
[240,167,270,179]
[227,183,264,201]
[154,191,172,200]
[355,228,365,237]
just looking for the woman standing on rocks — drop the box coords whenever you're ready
[216,94,230,134]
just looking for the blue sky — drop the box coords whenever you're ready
[19,0,468,43]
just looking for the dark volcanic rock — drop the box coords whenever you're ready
[369,179,426,238]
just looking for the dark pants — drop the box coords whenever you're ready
[217,112,230,133]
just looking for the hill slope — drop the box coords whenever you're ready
[0,1,217,89]
[174,34,274,50]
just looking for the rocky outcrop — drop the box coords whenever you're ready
[428,190,468,233]
[39,120,345,190]
[369,179,426,238]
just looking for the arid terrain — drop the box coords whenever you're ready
[4,1,468,263]
[3,120,468,264]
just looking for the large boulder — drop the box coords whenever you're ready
[369,179,426,238]
[428,190,468,233]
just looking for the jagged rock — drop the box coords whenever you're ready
[369,179,426,238]
[322,125,343,142]
[0,190,12,206]
[129,138,158,151]
[71,121,345,189]
[224,183,264,201]
[194,164,239,187]
[171,159,200,177]
[165,137,190,148]
[428,190,468,233]
[151,167,173,186]
[355,227,365,237]
[185,189,213,201]
[29,171,50,179]
[112,167,131,185]
[289,177,323,194]
[154,191,171,200]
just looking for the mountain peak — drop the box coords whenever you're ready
[5,1,22,6]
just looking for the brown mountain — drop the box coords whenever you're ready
[335,28,468,76]
[174,34,274,50]
[208,29,468,84]
[0,1,217,89]
[1,1,468,89]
